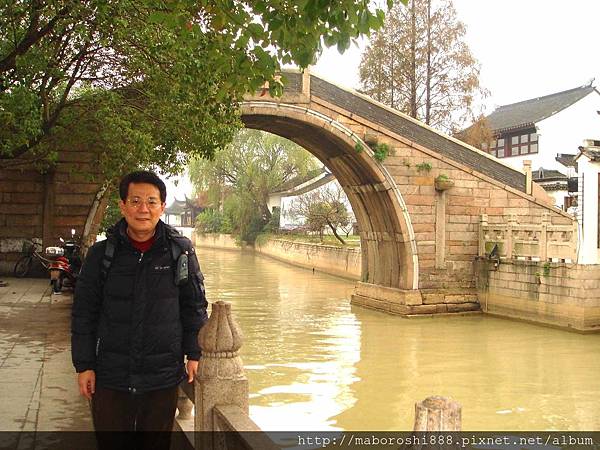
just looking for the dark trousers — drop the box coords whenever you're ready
[91,385,179,450]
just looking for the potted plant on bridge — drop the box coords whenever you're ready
[435,174,454,191]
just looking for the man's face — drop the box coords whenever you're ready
[119,182,165,237]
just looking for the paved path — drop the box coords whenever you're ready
[0,278,92,433]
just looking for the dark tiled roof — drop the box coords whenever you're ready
[579,148,600,161]
[485,85,597,132]
[165,199,188,214]
[310,77,526,192]
[538,182,567,192]
[532,168,567,181]
[271,168,330,195]
[165,197,202,214]
[555,153,577,168]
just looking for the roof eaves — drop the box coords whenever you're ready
[493,122,536,134]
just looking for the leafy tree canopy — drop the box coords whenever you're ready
[189,129,320,241]
[0,0,398,179]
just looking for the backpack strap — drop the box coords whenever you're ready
[100,234,118,284]
[164,225,189,286]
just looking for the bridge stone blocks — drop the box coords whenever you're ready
[244,70,576,317]
[477,259,600,331]
[0,146,105,274]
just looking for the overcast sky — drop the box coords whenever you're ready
[314,0,600,111]
[169,0,600,202]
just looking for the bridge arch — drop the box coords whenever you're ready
[242,101,419,291]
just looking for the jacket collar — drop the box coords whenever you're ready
[108,218,167,248]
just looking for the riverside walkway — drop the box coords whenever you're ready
[0,278,92,433]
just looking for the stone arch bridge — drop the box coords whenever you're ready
[0,70,575,315]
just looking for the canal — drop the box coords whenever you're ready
[197,247,600,431]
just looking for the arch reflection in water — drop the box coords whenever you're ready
[197,247,600,431]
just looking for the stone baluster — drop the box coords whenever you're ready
[414,396,462,431]
[195,301,247,449]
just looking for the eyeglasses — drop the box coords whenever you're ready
[125,197,163,210]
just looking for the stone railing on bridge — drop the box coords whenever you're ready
[479,213,577,263]
[175,301,279,450]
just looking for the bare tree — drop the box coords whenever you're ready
[359,0,488,134]
[289,184,350,245]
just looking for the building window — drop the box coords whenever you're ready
[487,130,538,158]
[489,138,505,157]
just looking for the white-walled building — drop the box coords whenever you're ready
[483,81,600,209]
[268,168,355,233]
[574,140,600,264]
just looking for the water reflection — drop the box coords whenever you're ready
[197,247,600,431]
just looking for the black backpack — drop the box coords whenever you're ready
[100,225,189,286]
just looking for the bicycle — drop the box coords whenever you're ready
[13,240,51,277]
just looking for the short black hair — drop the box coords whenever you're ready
[119,171,167,203]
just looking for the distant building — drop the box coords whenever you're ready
[267,168,356,233]
[481,81,599,209]
[574,140,600,264]
[163,196,204,227]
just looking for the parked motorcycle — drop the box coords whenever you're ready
[45,229,82,294]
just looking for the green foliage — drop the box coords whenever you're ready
[263,208,281,233]
[372,143,391,162]
[195,209,223,234]
[436,173,449,181]
[354,142,364,154]
[99,187,122,234]
[542,262,551,277]
[0,0,391,177]
[189,129,319,243]
[416,162,432,173]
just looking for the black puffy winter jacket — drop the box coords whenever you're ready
[71,219,208,393]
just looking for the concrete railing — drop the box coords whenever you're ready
[176,301,279,450]
[479,213,577,262]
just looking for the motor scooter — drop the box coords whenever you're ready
[45,229,81,294]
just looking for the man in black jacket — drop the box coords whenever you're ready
[71,171,208,449]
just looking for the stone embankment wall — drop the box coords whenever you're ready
[193,233,241,251]
[475,259,600,332]
[194,233,361,280]
[254,238,361,281]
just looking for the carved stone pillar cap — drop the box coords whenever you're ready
[199,301,243,354]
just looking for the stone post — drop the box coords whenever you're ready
[194,301,247,450]
[540,213,550,262]
[177,387,194,420]
[434,178,453,269]
[301,66,311,98]
[506,214,517,259]
[414,396,462,431]
[523,160,532,195]
[479,214,488,257]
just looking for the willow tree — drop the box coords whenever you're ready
[359,0,487,133]
[189,129,319,242]
[0,0,399,178]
